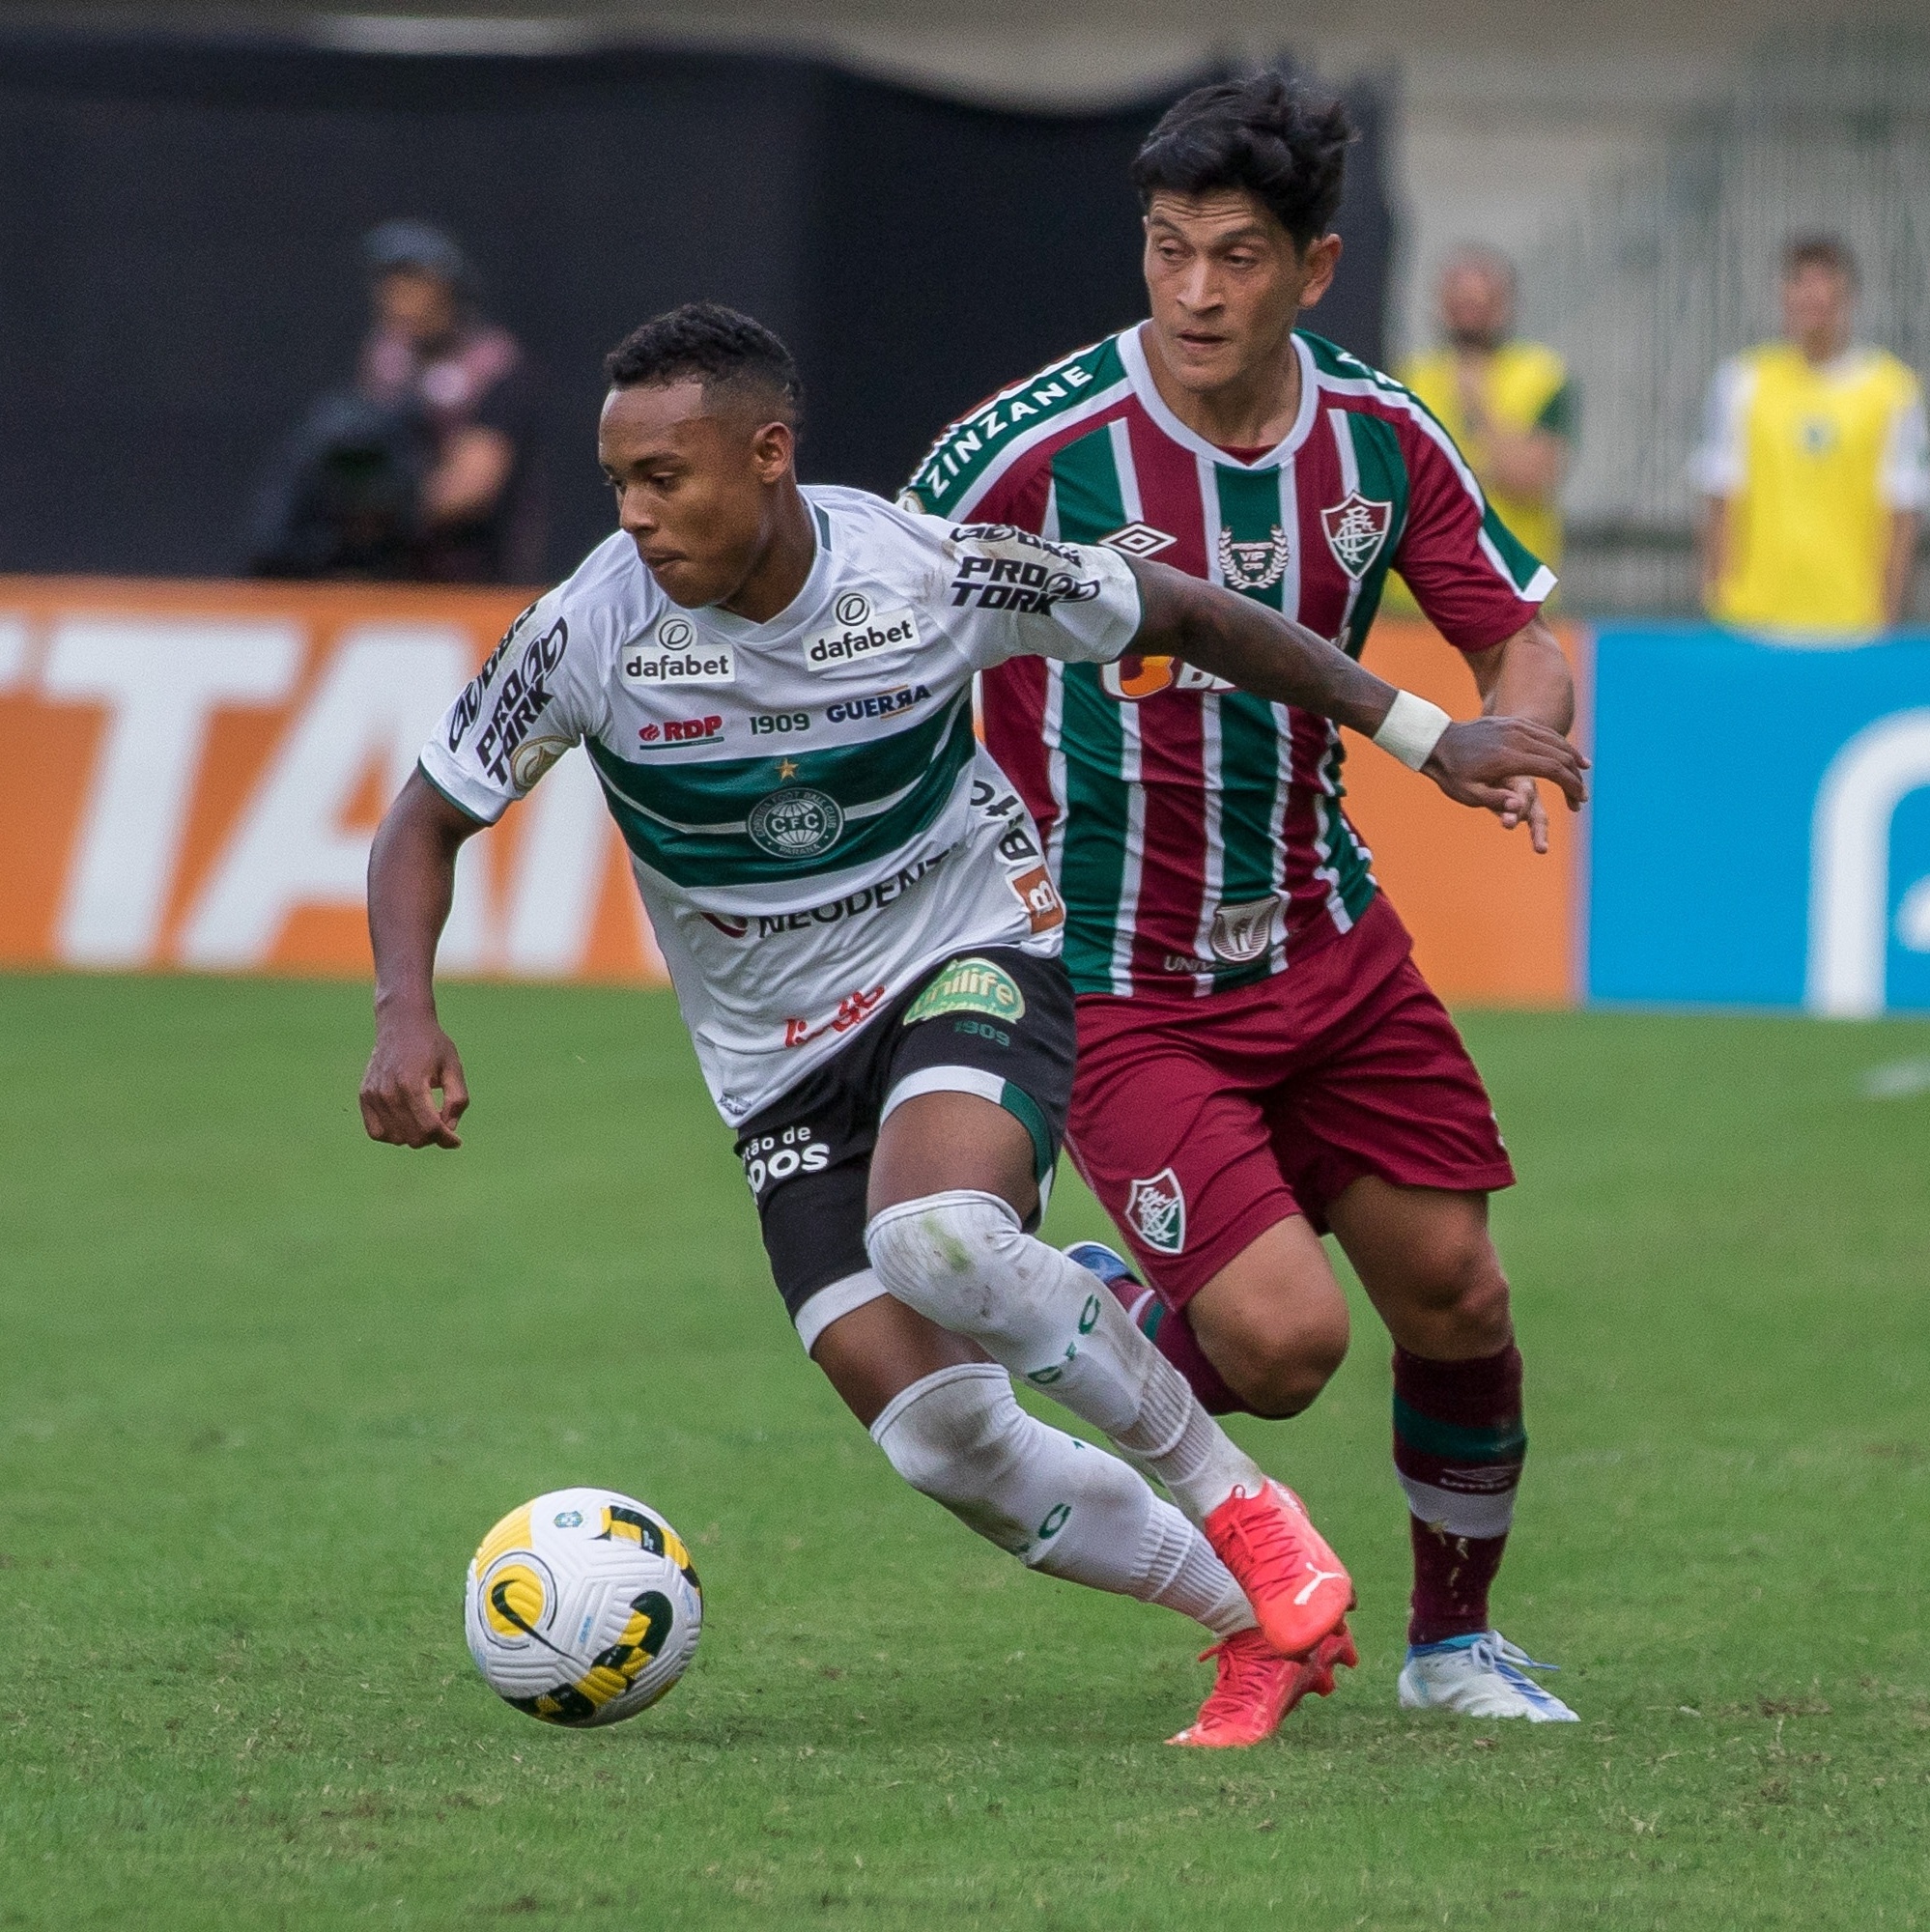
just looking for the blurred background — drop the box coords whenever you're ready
[0,0,1921,607]
[3,0,1928,1012]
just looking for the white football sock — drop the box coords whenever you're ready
[869,1363,1254,1634]
[865,1191,1267,1524]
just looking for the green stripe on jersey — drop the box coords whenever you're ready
[1039,423,1135,990]
[1336,410,1411,654]
[588,696,976,887]
[1055,666,1132,990]
[1313,733,1377,925]
[1481,501,1547,594]
[905,337,1125,515]
[1048,425,1128,540]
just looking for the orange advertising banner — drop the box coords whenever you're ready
[1347,617,1584,1007]
[0,582,1577,1004]
[0,578,667,983]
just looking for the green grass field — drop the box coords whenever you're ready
[1,973,1926,1929]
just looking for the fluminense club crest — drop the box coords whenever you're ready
[1216,525,1291,593]
[1320,491,1394,581]
[1124,1168,1186,1255]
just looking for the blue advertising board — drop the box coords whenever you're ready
[1589,625,1930,1013]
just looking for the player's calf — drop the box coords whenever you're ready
[866,1192,1354,1658]
[868,1360,1253,1634]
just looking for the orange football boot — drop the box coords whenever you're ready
[1202,1480,1354,1659]
[1168,1621,1358,1747]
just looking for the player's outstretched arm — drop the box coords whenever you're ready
[1463,617,1577,852]
[360,770,483,1151]
[1125,557,1589,816]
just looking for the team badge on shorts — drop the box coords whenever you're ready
[1124,1168,1186,1255]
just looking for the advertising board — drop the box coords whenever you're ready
[1591,624,1930,1014]
[0,579,666,983]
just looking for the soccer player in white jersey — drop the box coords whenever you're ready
[905,77,1591,1724]
[359,305,1585,1746]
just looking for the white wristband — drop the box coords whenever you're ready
[1373,690,1452,770]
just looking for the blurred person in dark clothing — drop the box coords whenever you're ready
[248,220,544,583]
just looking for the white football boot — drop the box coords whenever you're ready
[1397,1632,1579,1721]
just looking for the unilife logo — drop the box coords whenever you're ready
[804,605,919,669]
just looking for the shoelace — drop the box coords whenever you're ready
[1468,1632,1560,1674]
[1216,1485,1312,1584]
[1196,1633,1281,1707]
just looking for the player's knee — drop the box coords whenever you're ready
[864,1188,1030,1337]
[1402,1222,1513,1350]
[1218,1297,1350,1420]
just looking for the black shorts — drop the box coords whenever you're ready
[733,946,1076,1351]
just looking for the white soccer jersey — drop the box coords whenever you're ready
[420,486,1141,1124]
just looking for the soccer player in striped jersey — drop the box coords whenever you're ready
[903,75,1586,1723]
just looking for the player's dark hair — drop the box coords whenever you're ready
[605,302,803,423]
[1782,233,1858,287]
[1131,72,1352,251]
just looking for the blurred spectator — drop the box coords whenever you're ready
[1396,246,1575,601]
[248,220,544,582]
[1692,235,1926,640]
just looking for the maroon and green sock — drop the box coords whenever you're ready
[1392,1342,1526,1645]
[1118,1284,1244,1417]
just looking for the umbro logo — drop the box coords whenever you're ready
[1100,522,1178,559]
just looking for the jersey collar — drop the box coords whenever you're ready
[683,496,834,648]
[1119,322,1319,469]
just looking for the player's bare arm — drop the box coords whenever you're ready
[1464,616,1577,852]
[1126,556,1589,817]
[360,771,480,1151]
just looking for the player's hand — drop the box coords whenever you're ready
[1424,717,1588,818]
[1491,775,1552,853]
[359,1010,469,1150]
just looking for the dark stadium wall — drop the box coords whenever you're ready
[0,34,1390,582]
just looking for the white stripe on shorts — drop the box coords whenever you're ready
[878,1064,1055,1212]
[794,1266,890,1356]
[880,1063,1006,1122]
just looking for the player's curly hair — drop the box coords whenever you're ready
[605,302,803,423]
[1130,72,1352,250]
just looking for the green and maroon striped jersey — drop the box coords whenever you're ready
[902,325,1554,999]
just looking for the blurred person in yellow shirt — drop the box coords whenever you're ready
[1394,246,1575,614]
[1693,235,1927,642]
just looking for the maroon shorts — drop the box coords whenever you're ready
[1064,895,1515,1306]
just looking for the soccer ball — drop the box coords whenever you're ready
[464,1486,703,1727]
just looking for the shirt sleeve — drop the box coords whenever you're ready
[929,519,1142,669]
[1389,410,1553,652]
[1689,358,1751,497]
[417,590,599,824]
[1881,384,1929,512]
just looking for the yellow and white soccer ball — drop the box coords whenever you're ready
[464,1486,702,1727]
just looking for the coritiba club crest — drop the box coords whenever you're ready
[1320,492,1394,581]
[1124,1168,1186,1255]
[1215,525,1291,593]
